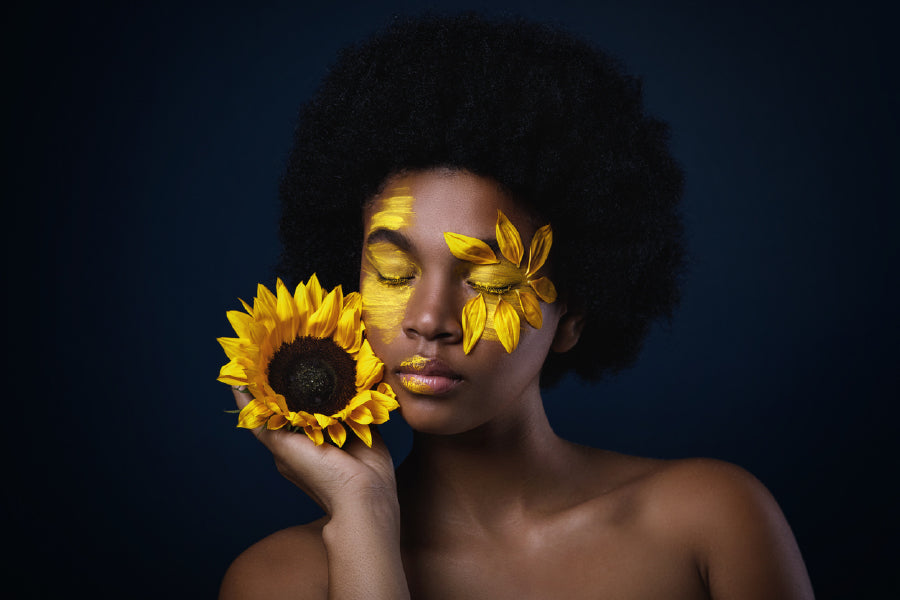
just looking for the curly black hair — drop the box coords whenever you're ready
[277,13,685,385]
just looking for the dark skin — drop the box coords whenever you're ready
[220,170,814,600]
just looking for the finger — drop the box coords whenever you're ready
[231,385,252,410]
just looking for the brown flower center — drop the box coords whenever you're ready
[267,336,357,415]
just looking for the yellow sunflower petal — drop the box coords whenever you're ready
[529,277,558,303]
[305,273,325,311]
[217,360,249,386]
[275,278,300,342]
[255,283,278,317]
[346,420,373,447]
[335,301,363,354]
[494,297,521,353]
[364,396,393,423]
[237,399,272,429]
[495,210,524,267]
[517,290,543,329]
[525,224,553,277]
[239,298,253,314]
[372,386,400,410]
[444,232,499,264]
[327,421,347,447]
[462,293,487,355]
[267,413,288,430]
[304,426,325,445]
[307,286,342,338]
[350,405,375,424]
[355,341,384,390]
[293,280,312,333]
[226,310,253,340]
[217,336,251,361]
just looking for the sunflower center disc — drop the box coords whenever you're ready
[267,336,357,416]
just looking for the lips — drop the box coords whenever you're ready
[396,356,463,395]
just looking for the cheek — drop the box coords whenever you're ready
[360,267,412,346]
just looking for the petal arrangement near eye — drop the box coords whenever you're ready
[444,210,557,353]
[217,275,399,447]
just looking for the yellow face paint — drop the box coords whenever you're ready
[367,187,415,235]
[361,191,418,342]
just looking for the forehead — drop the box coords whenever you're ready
[365,170,534,241]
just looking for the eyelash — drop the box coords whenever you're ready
[377,274,415,287]
[468,281,516,295]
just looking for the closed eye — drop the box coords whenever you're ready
[468,281,516,295]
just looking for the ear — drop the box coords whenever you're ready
[551,311,585,353]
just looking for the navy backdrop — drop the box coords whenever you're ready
[7,1,897,598]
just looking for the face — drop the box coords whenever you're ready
[360,169,565,435]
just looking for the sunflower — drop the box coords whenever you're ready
[444,210,557,354]
[217,275,398,447]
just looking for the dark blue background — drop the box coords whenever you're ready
[7,1,897,597]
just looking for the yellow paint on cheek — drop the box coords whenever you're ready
[368,188,415,234]
[360,266,412,344]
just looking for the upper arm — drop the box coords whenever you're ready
[668,459,814,600]
[219,525,329,600]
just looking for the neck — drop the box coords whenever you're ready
[396,387,581,537]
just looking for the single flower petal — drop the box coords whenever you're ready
[226,310,253,340]
[462,293,487,355]
[444,232,499,264]
[355,341,384,390]
[517,289,543,329]
[494,297,521,353]
[275,278,300,342]
[237,400,272,429]
[495,210,524,267]
[529,277,558,303]
[305,273,324,311]
[350,405,375,424]
[304,425,325,445]
[327,421,347,447]
[525,224,553,277]
[346,420,373,447]
[217,360,249,385]
[267,413,288,430]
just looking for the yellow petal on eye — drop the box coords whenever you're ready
[494,297,521,353]
[517,290,543,329]
[444,232,499,264]
[525,224,553,277]
[495,210,524,267]
[462,293,487,354]
[529,277,558,303]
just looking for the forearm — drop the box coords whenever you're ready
[323,493,410,600]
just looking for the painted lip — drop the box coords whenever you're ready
[396,356,463,395]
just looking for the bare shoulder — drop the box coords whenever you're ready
[219,518,329,600]
[639,457,815,599]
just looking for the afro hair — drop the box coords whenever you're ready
[277,13,685,385]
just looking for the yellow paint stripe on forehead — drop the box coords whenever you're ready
[368,187,415,235]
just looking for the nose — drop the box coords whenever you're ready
[402,275,464,344]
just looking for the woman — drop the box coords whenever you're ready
[220,14,814,599]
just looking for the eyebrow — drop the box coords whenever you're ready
[366,227,502,255]
[366,228,412,251]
